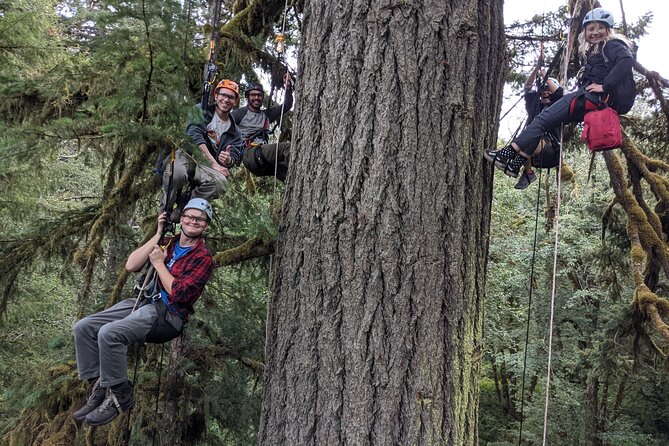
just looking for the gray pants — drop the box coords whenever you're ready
[162,149,227,213]
[73,299,157,387]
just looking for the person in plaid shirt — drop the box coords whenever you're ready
[72,198,214,426]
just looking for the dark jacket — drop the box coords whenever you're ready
[579,39,636,114]
[186,104,245,166]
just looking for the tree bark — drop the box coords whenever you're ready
[259,0,505,445]
[585,376,603,446]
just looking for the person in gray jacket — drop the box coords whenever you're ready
[231,74,293,181]
[162,79,244,221]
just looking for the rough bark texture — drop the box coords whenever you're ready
[259,0,505,444]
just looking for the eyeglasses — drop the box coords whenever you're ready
[217,92,236,102]
[182,214,208,224]
[248,92,263,98]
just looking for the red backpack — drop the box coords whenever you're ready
[580,106,622,152]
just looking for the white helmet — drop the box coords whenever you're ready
[544,77,560,89]
[183,198,213,221]
[583,8,614,29]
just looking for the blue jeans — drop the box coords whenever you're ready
[514,90,583,157]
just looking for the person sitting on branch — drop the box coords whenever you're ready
[231,74,294,182]
[72,199,214,426]
[162,79,244,222]
[485,7,636,180]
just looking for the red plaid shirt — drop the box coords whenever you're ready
[160,235,213,320]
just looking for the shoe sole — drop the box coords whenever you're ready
[490,160,519,178]
[85,415,119,427]
[85,407,132,426]
[484,152,513,171]
[500,164,520,178]
[515,174,537,189]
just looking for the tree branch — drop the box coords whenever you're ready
[213,235,275,267]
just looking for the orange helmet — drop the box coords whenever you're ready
[214,79,239,99]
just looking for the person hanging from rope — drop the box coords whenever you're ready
[231,73,294,182]
[485,7,637,179]
[161,79,244,222]
[72,199,214,426]
[512,61,564,189]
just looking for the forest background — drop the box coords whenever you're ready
[1,0,668,445]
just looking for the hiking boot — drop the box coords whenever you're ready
[85,381,134,426]
[169,207,182,223]
[484,146,516,170]
[73,378,106,422]
[515,169,537,189]
[169,191,192,223]
[501,154,525,178]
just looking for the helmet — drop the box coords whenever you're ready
[245,82,265,97]
[214,79,239,99]
[543,77,560,89]
[182,198,213,222]
[582,8,614,29]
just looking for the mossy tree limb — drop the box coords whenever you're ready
[213,235,275,267]
[603,149,669,347]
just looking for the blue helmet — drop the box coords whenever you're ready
[583,8,614,29]
[183,198,213,221]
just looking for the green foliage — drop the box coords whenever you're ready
[482,144,669,444]
[0,0,295,444]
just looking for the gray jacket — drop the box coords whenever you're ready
[230,87,294,143]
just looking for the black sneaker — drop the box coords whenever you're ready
[515,169,537,189]
[85,381,134,426]
[484,146,516,170]
[502,154,525,178]
[73,379,106,422]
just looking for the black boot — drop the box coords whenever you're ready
[73,378,106,421]
[85,381,134,426]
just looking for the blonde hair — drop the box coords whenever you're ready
[578,26,633,58]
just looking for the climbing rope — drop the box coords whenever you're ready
[517,148,546,446]
[541,132,563,446]
[512,5,571,442]
[267,0,292,288]
[540,5,578,443]
[271,0,292,195]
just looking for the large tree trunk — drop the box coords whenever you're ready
[259,0,505,444]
